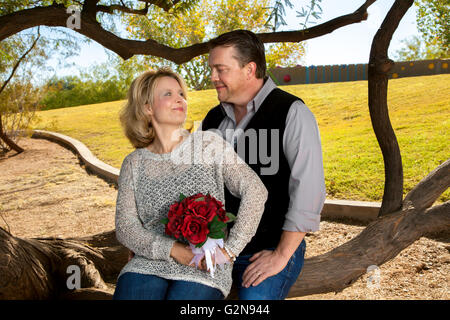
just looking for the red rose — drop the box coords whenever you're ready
[192,201,216,222]
[168,201,185,218]
[217,207,228,222]
[181,215,209,245]
[205,194,228,222]
[183,194,214,222]
[165,214,184,239]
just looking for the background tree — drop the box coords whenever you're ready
[40,54,147,110]
[0,0,81,152]
[395,0,449,60]
[0,28,45,153]
[124,0,305,90]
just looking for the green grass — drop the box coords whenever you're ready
[33,74,450,203]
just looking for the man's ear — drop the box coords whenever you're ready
[247,62,257,79]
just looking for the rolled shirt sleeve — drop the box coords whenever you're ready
[282,100,326,233]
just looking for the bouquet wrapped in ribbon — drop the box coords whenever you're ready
[161,193,236,278]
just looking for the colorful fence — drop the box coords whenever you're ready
[268,59,450,85]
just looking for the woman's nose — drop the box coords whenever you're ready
[176,94,185,104]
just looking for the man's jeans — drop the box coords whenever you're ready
[113,272,224,300]
[232,239,306,300]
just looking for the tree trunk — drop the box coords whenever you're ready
[0,115,24,154]
[368,0,414,216]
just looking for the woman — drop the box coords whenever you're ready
[113,67,268,300]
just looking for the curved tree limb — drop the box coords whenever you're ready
[286,200,449,298]
[416,201,450,235]
[0,228,127,299]
[0,0,377,64]
[403,159,450,212]
[368,0,414,217]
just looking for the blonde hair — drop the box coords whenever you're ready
[119,67,188,148]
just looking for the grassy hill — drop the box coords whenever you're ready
[33,74,450,203]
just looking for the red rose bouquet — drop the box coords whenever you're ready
[161,193,236,277]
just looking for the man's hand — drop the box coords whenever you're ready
[242,250,290,288]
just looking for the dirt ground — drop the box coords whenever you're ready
[0,137,448,300]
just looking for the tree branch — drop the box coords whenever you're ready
[97,2,149,15]
[403,159,450,212]
[286,201,447,298]
[257,0,375,43]
[417,201,450,235]
[0,27,41,94]
[0,0,378,64]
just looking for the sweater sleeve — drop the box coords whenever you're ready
[209,132,268,257]
[115,154,175,261]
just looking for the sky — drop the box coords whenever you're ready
[295,0,419,66]
[46,0,420,78]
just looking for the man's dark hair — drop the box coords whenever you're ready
[209,29,266,79]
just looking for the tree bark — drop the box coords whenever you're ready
[368,0,414,217]
[287,201,449,297]
[402,159,450,212]
[0,228,127,299]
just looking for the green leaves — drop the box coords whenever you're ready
[226,212,236,223]
[195,240,206,248]
[160,217,169,225]
[207,216,226,239]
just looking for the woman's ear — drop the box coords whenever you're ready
[144,103,153,117]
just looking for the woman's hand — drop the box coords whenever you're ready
[170,241,195,267]
[128,250,135,262]
[198,247,232,271]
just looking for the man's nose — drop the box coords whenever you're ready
[211,69,219,82]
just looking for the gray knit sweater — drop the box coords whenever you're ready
[115,130,268,297]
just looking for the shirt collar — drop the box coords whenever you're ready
[221,77,277,121]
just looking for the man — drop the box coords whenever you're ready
[199,29,326,300]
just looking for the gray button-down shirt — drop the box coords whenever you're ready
[198,77,326,232]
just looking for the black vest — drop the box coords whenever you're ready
[202,88,303,255]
